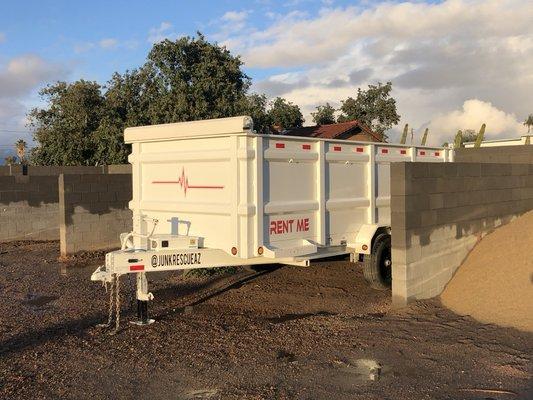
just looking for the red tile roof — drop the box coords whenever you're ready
[283,120,382,142]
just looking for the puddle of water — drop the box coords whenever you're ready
[23,293,59,307]
[266,311,336,324]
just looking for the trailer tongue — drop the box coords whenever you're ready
[91,116,452,329]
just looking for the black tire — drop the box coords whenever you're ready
[362,233,392,290]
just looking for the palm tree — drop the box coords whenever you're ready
[15,139,27,164]
[4,156,17,165]
[524,114,533,134]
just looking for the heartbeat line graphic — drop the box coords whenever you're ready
[152,167,224,196]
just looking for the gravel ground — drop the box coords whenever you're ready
[0,241,531,400]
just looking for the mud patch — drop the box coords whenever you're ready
[277,349,297,363]
[22,293,59,308]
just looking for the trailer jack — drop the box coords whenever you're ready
[94,269,154,332]
[130,272,154,326]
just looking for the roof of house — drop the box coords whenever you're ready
[283,120,382,142]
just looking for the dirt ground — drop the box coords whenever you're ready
[1,241,532,400]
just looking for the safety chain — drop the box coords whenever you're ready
[97,273,122,334]
[113,274,121,334]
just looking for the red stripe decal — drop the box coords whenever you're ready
[302,144,311,150]
[420,151,426,155]
[129,265,144,271]
[400,150,407,155]
[381,149,389,154]
[435,152,440,156]
[333,146,342,152]
[151,167,224,196]
[152,181,179,183]
[356,147,364,153]
[275,143,285,149]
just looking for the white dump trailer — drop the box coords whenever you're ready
[91,116,453,325]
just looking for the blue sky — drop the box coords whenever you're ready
[0,0,532,155]
[1,0,356,84]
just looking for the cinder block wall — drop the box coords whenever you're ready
[455,146,533,163]
[391,162,533,306]
[0,175,59,241]
[59,174,133,255]
[0,164,131,176]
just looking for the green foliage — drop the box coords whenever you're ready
[268,97,304,130]
[454,130,463,148]
[29,33,251,166]
[399,124,408,144]
[145,34,250,123]
[524,114,533,133]
[15,139,27,164]
[311,103,336,125]
[474,123,486,148]
[337,82,400,140]
[462,129,477,143]
[4,156,17,165]
[421,128,429,146]
[29,80,106,165]
[240,93,271,134]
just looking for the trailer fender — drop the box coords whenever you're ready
[349,224,390,255]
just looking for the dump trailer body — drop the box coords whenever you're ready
[91,116,453,325]
[92,116,452,281]
[133,116,446,259]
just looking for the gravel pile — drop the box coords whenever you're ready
[441,210,533,333]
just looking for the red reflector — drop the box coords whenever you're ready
[435,152,440,156]
[356,147,364,153]
[302,144,311,150]
[333,146,342,151]
[129,265,144,271]
[420,151,426,155]
[275,143,285,149]
[381,149,389,154]
[400,150,407,155]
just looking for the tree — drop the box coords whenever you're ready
[524,114,533,133]
[240,93,271,134]
[92,68,158,165]
[145,33,250,123]
[311,103,336,125]
[337,82,400,140]
[29,80,105,165]
[29,33,253,165]
[4,156,17,165]
[462,129,477,143]
[268,97,303,131]
[15,140,27,164]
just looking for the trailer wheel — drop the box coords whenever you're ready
[362,233,392,290]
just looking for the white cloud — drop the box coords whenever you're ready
[215,0,532,145]
[74,42,95,53]
[0,54,68,99]
[428,99,524,142]
[148,21,179,44]
[221,11,248,23]
[0,54,70,145]
[99,38,118,49]
[75,38,122,53]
